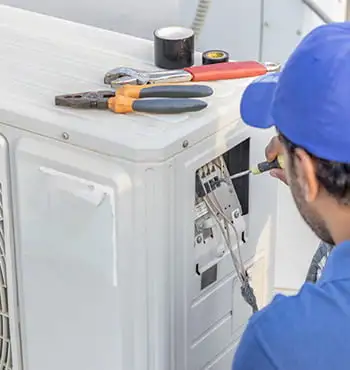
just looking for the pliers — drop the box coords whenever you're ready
[104,61,281,88]
[55,84,213,114]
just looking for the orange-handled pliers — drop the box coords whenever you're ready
[55,84,212,114]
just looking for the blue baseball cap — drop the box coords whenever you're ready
[240,22,350,163]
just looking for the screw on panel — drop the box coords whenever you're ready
[234,210,240,219]
[217,249,225,257]
[62,132,70,140]
[182,140,189,148]
[196,235,203,244]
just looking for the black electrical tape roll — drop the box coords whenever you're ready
[154,27,194,70]
[202,50,229,65]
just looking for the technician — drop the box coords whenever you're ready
[232,22,350,370]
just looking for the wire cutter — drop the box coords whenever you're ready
[104,61,281,88]
[55,85,210,114]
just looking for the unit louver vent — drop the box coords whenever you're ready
[0,184,12,369]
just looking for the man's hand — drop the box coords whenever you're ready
[265,136,288,185]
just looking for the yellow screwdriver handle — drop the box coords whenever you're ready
[276,155,285,169]
[251,155,284,175]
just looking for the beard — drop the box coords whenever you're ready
[289,173,335,245]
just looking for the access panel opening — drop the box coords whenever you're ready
[223,138,250,215]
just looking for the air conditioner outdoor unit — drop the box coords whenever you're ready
[0,5,278,370]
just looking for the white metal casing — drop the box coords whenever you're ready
[2,0,344,300]
[0,6,278,370]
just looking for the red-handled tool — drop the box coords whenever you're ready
[104,61,281,87]
[184,61,275,82]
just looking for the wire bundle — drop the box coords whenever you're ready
[200,157,258,313]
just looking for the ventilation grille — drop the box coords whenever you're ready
[0,184,12,370]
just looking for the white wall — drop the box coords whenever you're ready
[303,0,347,35]
[261,0,347,63]
[0,0,180,40]
[180,0,262,60]
[0,0,347,292]
[0,0,264,60]
[1,0,346,62]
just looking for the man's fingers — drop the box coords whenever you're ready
[265,136,288,185]
[265,136,284,161]
[270,169,288,185]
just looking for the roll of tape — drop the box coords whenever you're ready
[202,50,229,65]
[154,26,194,70]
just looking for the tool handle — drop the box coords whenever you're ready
[184,61,267,82]
[108,95,135,113]
[253,155,285,174]
[108,95,207,114]
[132,98,207,114]
[117,84,213,98]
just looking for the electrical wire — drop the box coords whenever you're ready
[203,196,244,284]
[212,160,245,269]
[198,157,258,312]
[203,194,258,313]
[208,162,245,270]
[210,191,245,270]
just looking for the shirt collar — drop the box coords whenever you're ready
[318,240,350,283]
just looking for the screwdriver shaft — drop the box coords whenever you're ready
[229,156,284,180]
[229,170,251,180]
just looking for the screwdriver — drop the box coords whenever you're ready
[230,155,284,180]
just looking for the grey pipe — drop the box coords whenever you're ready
[302,0,334,24]
[346,0,350,20]
[191,0,213,38]
[305,242,334,283]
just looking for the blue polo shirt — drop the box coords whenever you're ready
[232,241,350,370]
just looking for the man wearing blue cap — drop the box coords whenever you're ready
[232,22,350,370]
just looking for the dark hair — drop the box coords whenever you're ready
[279,132,350,205]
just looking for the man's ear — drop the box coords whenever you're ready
[294,148,319,202]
